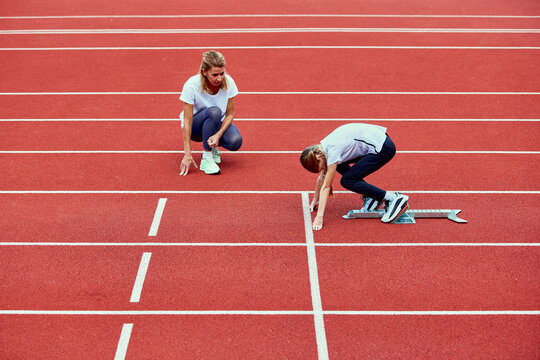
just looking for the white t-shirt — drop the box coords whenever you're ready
[179,74,239,127]
[321,123,388,165]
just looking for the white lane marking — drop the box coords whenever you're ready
[1,150,538,154]
[1,14,539,19]
[0,190,539,194]
[1,91,539,95]
[301,192,329,360]
[1,28,540,35]
[1,118,539,122]
[2,46,540,50]
[130,252,152,303]
[1,242,538,247]
[0,310,538,315]
[148,198,167,236]
[114,323,133,360]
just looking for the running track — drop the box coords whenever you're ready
[1,0,540,359]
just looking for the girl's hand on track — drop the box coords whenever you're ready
[312,215,323,231]
[179,155,197,176]
[310,202,319,212]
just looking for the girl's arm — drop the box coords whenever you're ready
[179,103,198,176]
[310,172,325,211]
[312,163,337,230]
[208,97,235,147]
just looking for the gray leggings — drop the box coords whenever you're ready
[190,106,243,151]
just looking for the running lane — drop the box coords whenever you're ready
[1,0,539,16]
[0,153,538,191]
[0,246,312,310]
[3,32,540,48]
[0,315,318,359]
[1,120,539,151]
[1,94,539,119]
[1,48,539,92]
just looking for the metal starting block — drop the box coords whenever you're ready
[342,209,467,224]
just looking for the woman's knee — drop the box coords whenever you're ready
[206,106,222,122]
[224,133,243,151]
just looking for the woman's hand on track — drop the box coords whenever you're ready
[310,201,319,212]
[179,155,197,176]
[312,215,323,231]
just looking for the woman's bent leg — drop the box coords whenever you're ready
[191,107,222,150]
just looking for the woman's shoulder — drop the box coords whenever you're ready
[184,74,201,86]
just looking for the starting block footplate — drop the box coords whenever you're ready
[343,209,467,224]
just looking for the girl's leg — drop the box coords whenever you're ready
[191,107,222,151]
[339,135,396,201]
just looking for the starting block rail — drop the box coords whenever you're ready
[343,209,467,224]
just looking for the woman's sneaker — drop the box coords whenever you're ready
[381,193,409,223]
[360,196,383,212]
[200,154,221,175]
[212,147,221,164]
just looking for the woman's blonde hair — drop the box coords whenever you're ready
[200,50,228,94]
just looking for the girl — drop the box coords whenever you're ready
[179,50,243,175]
[300,123,409,230]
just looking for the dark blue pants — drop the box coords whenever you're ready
[338,135,396,202]
[190,106,243,151]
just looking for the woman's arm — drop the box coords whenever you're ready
[179,103,198,175]
[208,97,235,147]
[312,163,337,230]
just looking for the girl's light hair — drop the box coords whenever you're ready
[300,144,327,173]
[300,145,333,195]
[200,50,228,94]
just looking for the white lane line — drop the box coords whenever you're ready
[1,28,540,35]
[148,198,167,236]
[1,242,538,247]
[1,91,539,95]
[0,242,308,246]
[1,14,539,19]
[324,311,540,315]
[1,310,538,315]
[1,118,539,122]
[301,192,329,360]
[3,46,540,50]
[1,150,538,154]
[114,323,133,360]
[130,253,152,303]
[1,190,539,194]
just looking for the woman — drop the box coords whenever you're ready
[179,50,243,175]
[300,123,409,230]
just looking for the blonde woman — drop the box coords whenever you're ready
[300,123,409,230]
[179,50,242,175]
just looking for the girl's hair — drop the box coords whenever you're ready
[300,144,333,195]
[300,144,327,173]
[200,50,228,94]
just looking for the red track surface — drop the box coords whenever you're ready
[1,1,539,359]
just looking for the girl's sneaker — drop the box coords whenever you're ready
[200,154,221,175]
[360,196,383,212]
[381,193,409,223]
[212,147,221,164]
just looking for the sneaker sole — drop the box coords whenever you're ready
[381,197,409,223]
[390,203,409,223]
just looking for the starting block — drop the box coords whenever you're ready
[342,209,467,224]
